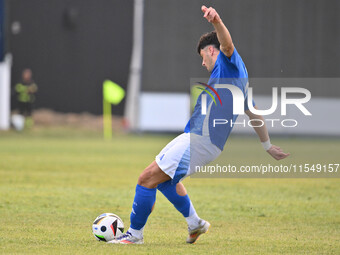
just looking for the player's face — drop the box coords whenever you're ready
[200,46,216,73]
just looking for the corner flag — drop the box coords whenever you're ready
[103,80,125,139]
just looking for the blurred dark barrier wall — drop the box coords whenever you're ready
[8,0,133,115]
[7,0,340,116]
[0,0,4,61]
[142,0,340,96]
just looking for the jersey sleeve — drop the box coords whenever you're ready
[218,47,245,73]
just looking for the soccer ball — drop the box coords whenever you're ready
[92,213,124,242]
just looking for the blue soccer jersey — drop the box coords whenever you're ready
[184,48,249,150]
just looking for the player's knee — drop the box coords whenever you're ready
[137,167,154,188]
[138,161,170,188]
[137,170,148,186]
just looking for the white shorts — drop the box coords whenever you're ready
[155,133,221,183]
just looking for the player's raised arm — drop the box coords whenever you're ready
[201,5,234,57]
[245,109,290,160]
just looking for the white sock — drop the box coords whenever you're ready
[185,202,202,230]
[128,227,144,239]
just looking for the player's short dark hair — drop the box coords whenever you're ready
[197,31,220,55]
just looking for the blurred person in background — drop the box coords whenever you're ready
[15,68,38,128]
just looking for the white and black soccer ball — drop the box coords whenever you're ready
[92,213,124,242]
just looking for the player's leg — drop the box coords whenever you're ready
[175,182,205,232]
[18,102,25,116]
[112,133,193,244]
[137,160,171,188]
[111,161,170,244]
[129,161,170,235]
[157,181,201,229]
[157,181,209,243]
[25,103,34,128]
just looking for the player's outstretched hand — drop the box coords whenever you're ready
[201,5,221,24]
[267,145,290,160]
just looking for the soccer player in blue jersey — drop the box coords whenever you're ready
[111,5,289,244]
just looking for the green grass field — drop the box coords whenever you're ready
[0,128,339,254]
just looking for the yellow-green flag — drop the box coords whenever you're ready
[103,80,125,139]
[103,80,125,105]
